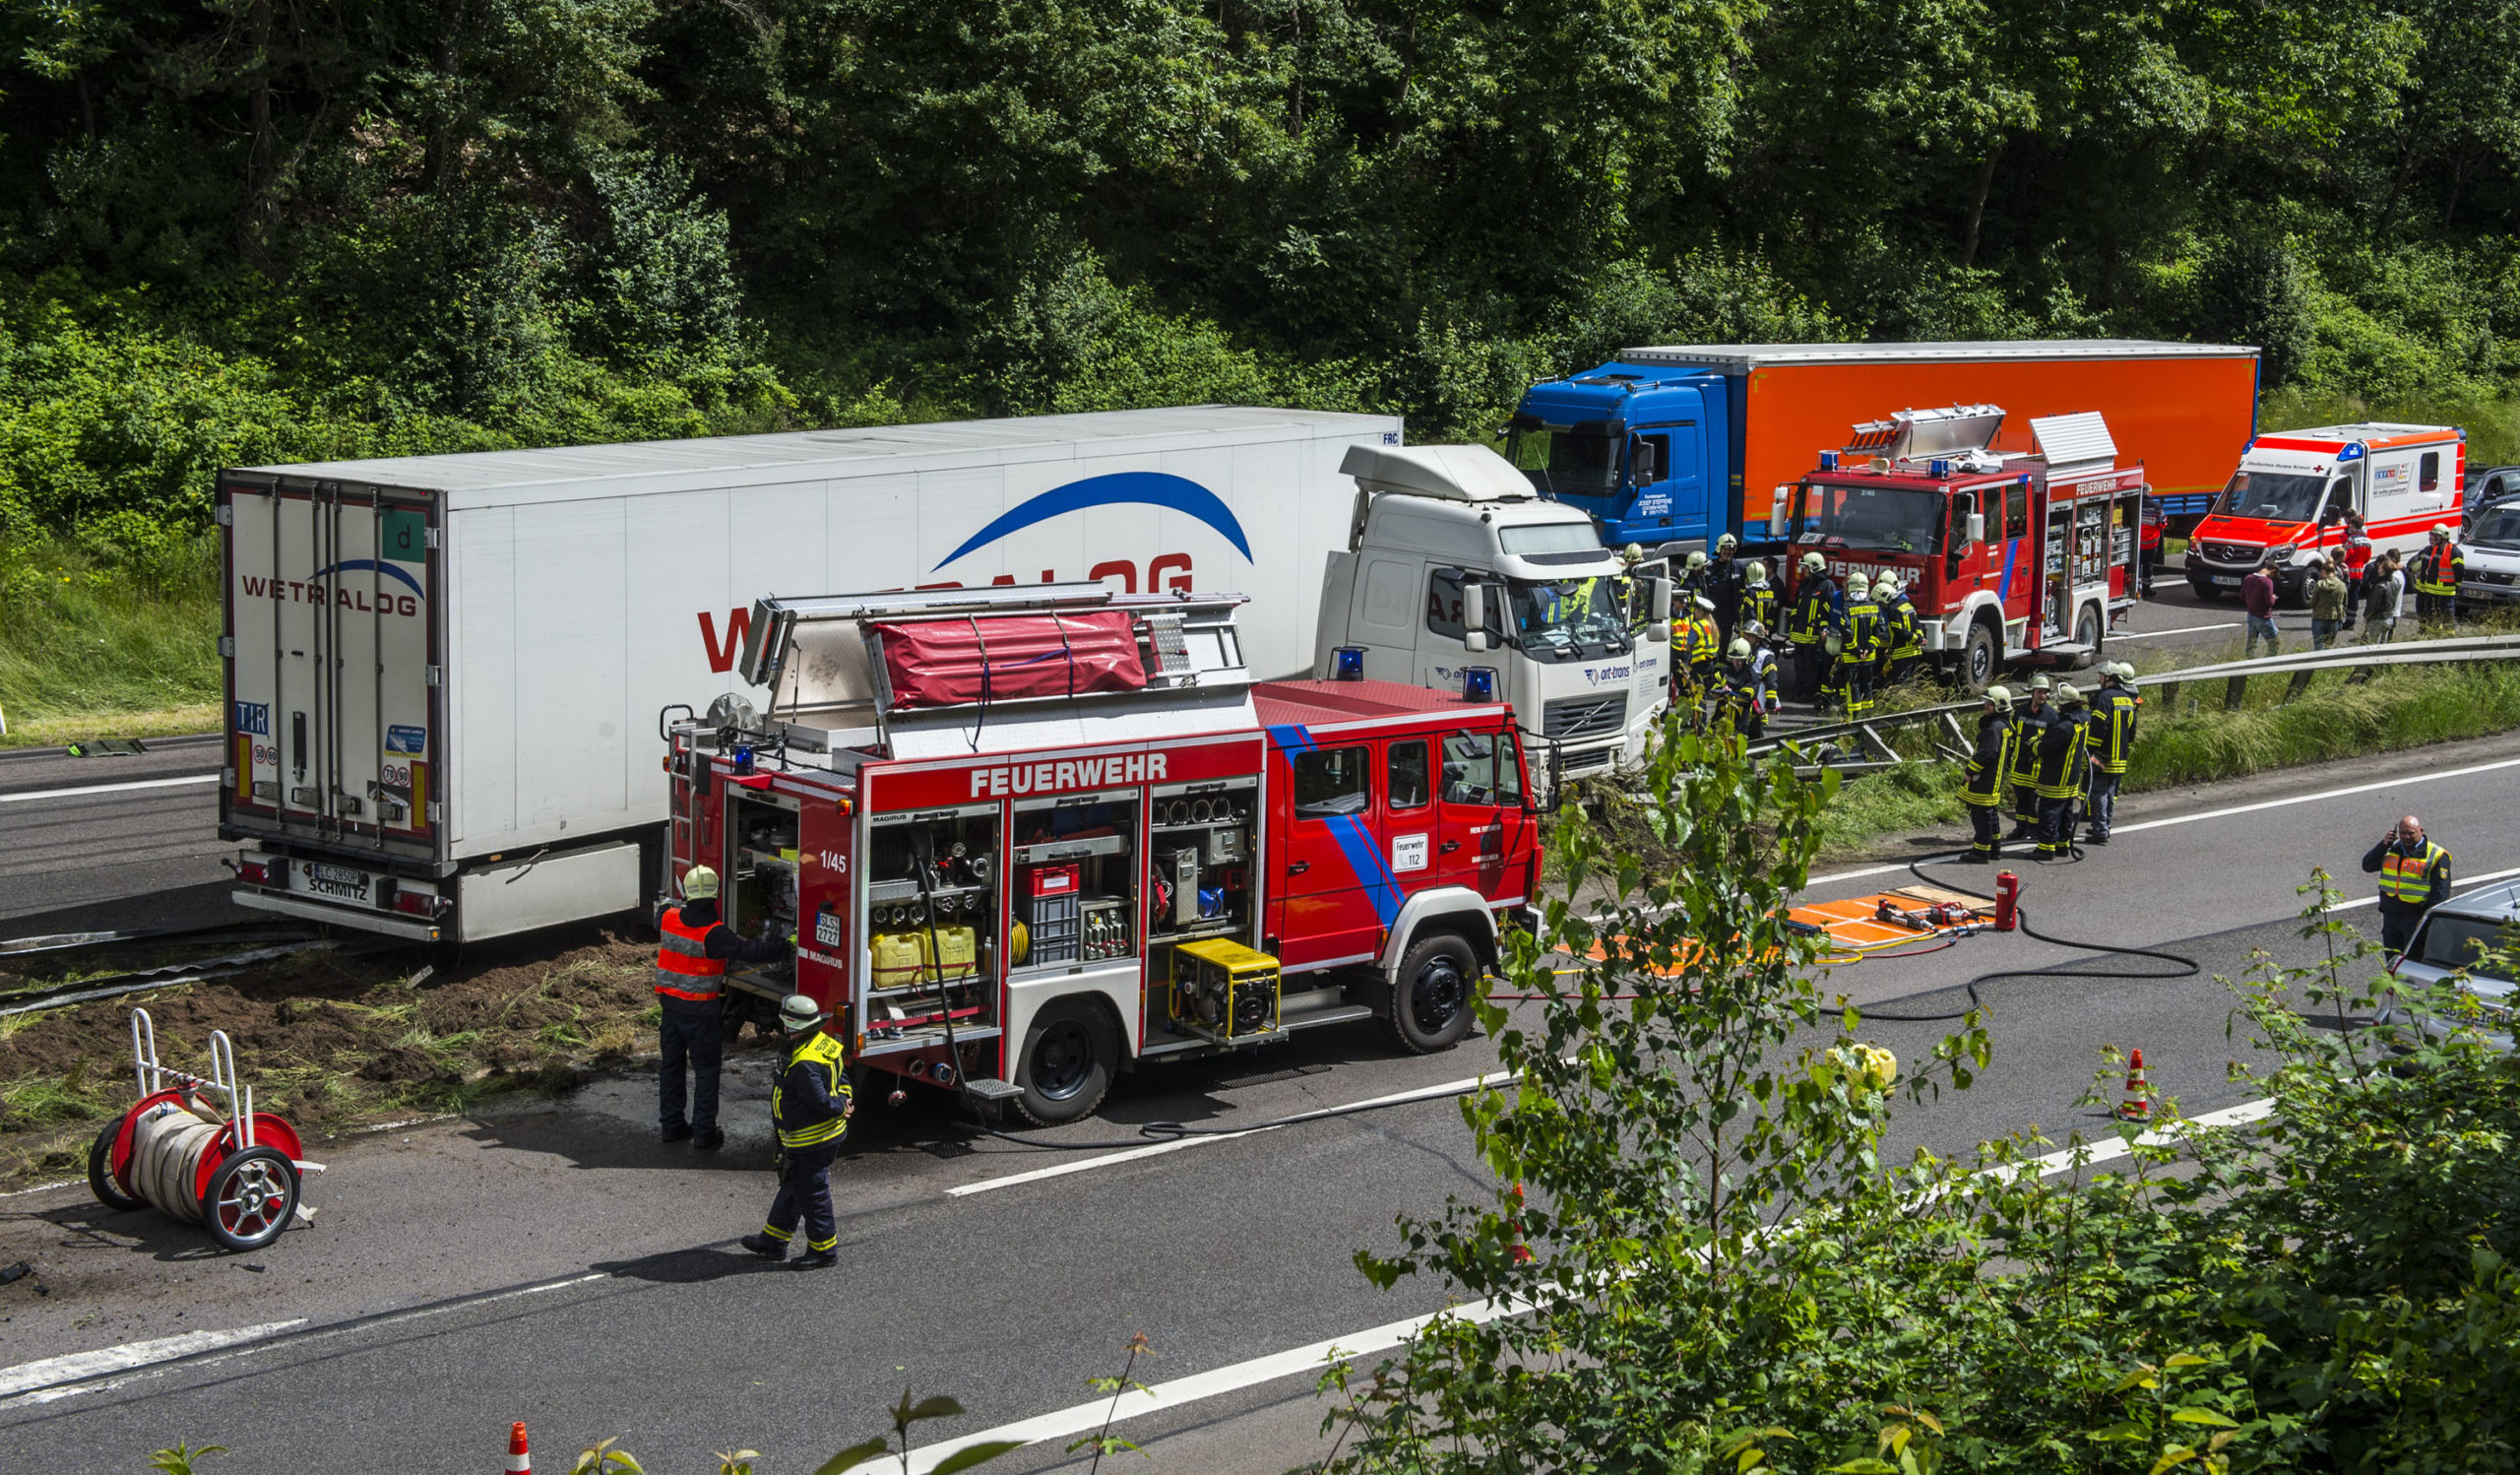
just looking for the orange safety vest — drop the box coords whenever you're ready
[655,907,728,1000]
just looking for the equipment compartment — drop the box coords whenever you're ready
[863,808,1000,1038]
[1010,793,1139,973]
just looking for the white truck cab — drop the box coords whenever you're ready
[1312,444,1670,788]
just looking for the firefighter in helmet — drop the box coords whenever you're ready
[740,993,853,1269]
[1787,551,1841,707]
[2082,662,2140,844]
[655,865,789,1150]
[1738,560,1780,637]
[1838,572,1884,717]
[2414,523,2464,628]
[1959,685,2018,864]
[1719,636,1774,738]
[2035,684,2092,860]
[2007,674,2053,841]
[1876,571,1924,686]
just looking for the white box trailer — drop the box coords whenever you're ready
[218,408,1403,942]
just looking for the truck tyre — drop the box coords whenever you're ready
[2073,604,2103,668]
[1015,997,1116,1125]
[1957,619,2001,694]
[1387,933,1479,1055]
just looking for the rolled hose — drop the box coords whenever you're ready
[128,1100,220,1222]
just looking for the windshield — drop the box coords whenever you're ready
[1793,481,1944,553]
[2472,506,2520,548]
[2415,913,2519,984]
[2215,471,2330,524]
[1497,522,1605,555]
[1505,575,1629,655]
[1507,427,1621,496]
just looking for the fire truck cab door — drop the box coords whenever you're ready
[1269,739,1391,968]
[1433,725,1527,899]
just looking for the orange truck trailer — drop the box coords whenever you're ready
[1509,340,2262,552]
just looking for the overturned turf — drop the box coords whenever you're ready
[0,926,676,1186]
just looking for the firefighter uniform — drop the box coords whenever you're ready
[1838,576,1884,717]
[1708,535,1744,643]
[2415,527,2463,626]
[1960,688,2019,863]
[2034,687,2091,859]
[1737,562,1780,640]
[1878,579,1924,686]
[2082,664,2140,843]
[742,995,853,1269]
[2008,679,2052,838]
[1717,639,1771,738]
[2362,829,2453,955]
[1787,556,1839,705]
[1673,598,1721,720]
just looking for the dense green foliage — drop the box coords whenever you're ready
[1325,729,2520,1472]
[7,0,2520,549]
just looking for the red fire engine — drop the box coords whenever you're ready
[1774,405,2145,689]
[661,585,1543,1124]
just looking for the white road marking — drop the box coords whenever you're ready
[947,1071,1517,1198]
[879,1097,2281,1474]
[0,773,219,804]
[2112,621,2241,642]
[0,1319,306,1398]
[0,1178,79,1198]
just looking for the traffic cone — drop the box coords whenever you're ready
[507,1423,532,1474]
[2114,1050,2152,1123]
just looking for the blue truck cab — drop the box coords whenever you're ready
[1507,361,1743,552]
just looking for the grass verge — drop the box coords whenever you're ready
[0,534,221,747]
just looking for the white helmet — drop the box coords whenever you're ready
[1745,560,1768,585]
[1847,572,1872,598]
[1984,684,2013,711]
[1716,533,1739,553]
[1729,637,1752,660]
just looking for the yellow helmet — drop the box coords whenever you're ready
[1800,551,1827,573]
[681,866,720,900]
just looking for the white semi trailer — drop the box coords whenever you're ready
[218,408,1402,942]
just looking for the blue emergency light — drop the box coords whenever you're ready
[1929,458,1951,479]
[1819,451,1839,471]
[1333,646,1367,681]
[2338,443,2365,461]
[1463,667,1497,702]
[732,742,754,776]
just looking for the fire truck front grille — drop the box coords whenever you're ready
[1544,693,1627,741]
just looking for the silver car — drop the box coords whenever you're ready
[2461,502,2520,609]
[2375,879,2520,1048]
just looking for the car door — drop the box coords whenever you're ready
[1267,739,1389,968]
[1434,725,1530,900]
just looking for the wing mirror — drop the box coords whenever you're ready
[1463,575,1491,653]
[1966,512,1985,544]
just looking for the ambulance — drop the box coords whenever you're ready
[2185,423,2466,605]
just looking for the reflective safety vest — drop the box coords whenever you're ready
[2341,533,2372,578]
[1882,595,1923,660]
[655,907,728,1001]
[2089,687,2139,773]
[1739,584,1779,635]
[2416,542,2463,597]
[1788,580,1835,646]
[2377,842,2448,907]
[1684,615,1721,672]
[2009,706,2048,789]
[774,1030,852,1150]
[1961,713,2016,806]
[1842,600,1884,661]
[2034,714,2089,799]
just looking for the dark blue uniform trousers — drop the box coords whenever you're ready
[764,1145,840,1253]
[658,1001,723,1133]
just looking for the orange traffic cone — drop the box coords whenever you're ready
[507,1423,532,1474]
[2114,1050,2152,1123]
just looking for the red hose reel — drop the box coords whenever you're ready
[87,1008,321,1252]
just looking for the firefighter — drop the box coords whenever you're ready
[1838,572,1884,717]
[2361,814,2453,958]
[1740,622,1783,715]
[1614,544,1648,631]
[1718,637,1772,738]
[654,865,789,1149]
[2339,510,2373,630]
[1787,552,1841,706]
[1708,534,1744,641]
[1673,594,1722,721]
[2414,523,2463,628]
[2082,662,2140,845]
[740,993,854,1269]
[1959,685,2018,865]
[1876,571,1924,686]
[1738,560,1780,638]
[2034,683,2091,860]
[2007,674,2053,840]
[1678,549,1711,604]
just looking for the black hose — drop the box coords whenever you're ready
[1852,855,2200,1022]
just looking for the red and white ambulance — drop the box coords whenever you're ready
[2184,422,2466,605]
[661,584,1543,1124]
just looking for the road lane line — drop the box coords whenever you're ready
[0,773,220,803]
[882,1098,2280,1474]
[2113,622,2240,642]
[0,1320,306,1398]
[946,1071,1516,1198]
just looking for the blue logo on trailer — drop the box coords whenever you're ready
[386,725,427,754]
[234,701,269,736]
[933,472,1255,570]
[309,559,427,599]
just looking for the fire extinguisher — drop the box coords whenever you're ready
[1993,870,2020,932]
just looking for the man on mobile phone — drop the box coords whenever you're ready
[2362,815,2452,957]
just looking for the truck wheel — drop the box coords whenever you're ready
[2188,578,2219,603]
[1387,934,1479,1055]
[1015,998,1116,1126]
[2073,605,2103,668]
[89,1119,143,1212]
[1957,620,2000,694]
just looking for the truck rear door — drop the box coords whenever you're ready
[222,478,440,861]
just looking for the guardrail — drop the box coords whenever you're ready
[1739,631,2520,778]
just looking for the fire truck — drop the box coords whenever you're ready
[1773,405,2145,690]
[660,584,1544,1124]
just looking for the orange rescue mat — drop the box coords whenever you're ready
[1501,886,1991,998]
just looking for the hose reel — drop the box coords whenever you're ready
[87,1009,320,1251]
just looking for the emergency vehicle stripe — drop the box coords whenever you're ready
[1997,537,2020,603]
[1324,814,1405,927]
[1266,725,1315,754]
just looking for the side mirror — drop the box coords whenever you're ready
[1650,575,1672,624]
[1966,512,1985,544]
[1462,577,1491,651]
[1768,491,1792,539]
[1630,440,1659,483]
[1465,628,1490,654]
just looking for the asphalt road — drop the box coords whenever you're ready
[4,727,2512,1474]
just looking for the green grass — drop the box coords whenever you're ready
[0,534,221,745]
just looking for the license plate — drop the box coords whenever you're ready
[303,863,371,901]
[2211,576,2240,587]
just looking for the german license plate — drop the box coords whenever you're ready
[303,863,371,901]
[2211,576,2240,587]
